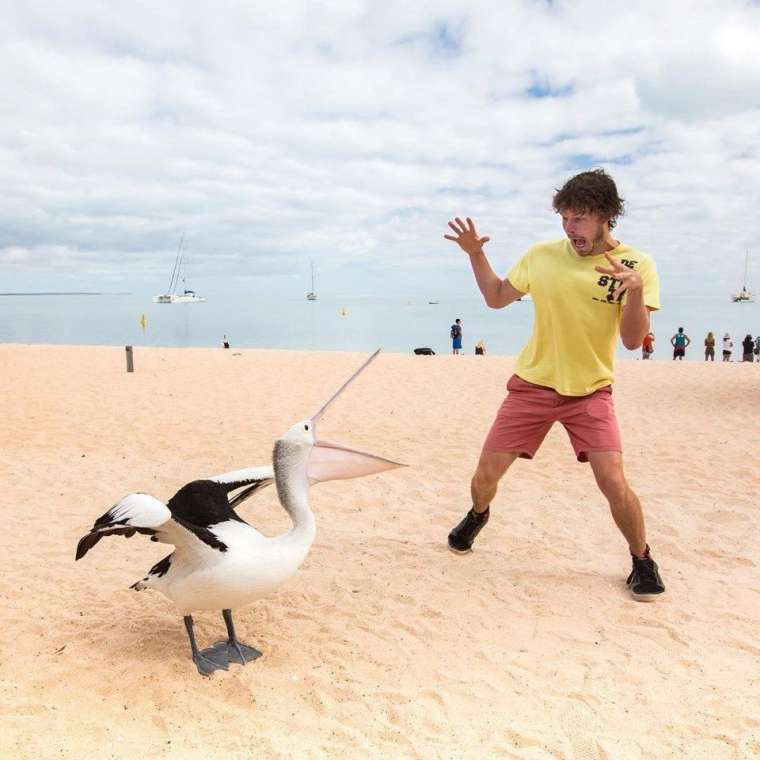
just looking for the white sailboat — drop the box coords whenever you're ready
[732,251,754,303]
[306,261,317,301]
[154,235,207,304]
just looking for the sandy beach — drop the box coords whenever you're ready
[1,344,758,759]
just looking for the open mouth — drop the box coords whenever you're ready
[571,237,586,249]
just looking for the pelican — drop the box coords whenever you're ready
[76,350,404,675]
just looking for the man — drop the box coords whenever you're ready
[670,327,690,360]
[451,318,463,355]
[443,168,665,601]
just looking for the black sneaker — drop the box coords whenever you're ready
[627,545,665,601]
[448,507,489,554]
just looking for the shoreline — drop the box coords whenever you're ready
[4,341,757,362]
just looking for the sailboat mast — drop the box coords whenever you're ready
[167,234,185,293]
[743,250,749,290]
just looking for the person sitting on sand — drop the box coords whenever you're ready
[670,327,690,360]
[475,340,486,355]
[704,332,715,361]
[723,333,733,362]
[742,334,754,362]
[444,168,665,600]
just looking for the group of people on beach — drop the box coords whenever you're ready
[456,321,760,363]
[642,329,760,361]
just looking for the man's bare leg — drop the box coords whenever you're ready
[586,451,646,556]
[587,451,665,599]
[471,450,521,512]
[449,450,520,553]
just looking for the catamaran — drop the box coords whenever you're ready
[154,235,207,304]
[732,251,754,303]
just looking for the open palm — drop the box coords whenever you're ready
[444,217,490,255]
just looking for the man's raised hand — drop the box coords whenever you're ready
[594,252,643,301]
[444,217,490,256]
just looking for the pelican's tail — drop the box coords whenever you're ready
[75,493,171,560]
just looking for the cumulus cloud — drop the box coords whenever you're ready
[1,0,759,294]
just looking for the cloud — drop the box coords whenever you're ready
[1,0,759,295]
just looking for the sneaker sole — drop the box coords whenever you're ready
[629,589,665,602]
[447,543,473,555]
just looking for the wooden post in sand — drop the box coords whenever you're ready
[125,345,134,373]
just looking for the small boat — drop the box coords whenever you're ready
[428,300,439,305]
[732,251,754,302]
[306,262,317,301]
[154,235,207,304]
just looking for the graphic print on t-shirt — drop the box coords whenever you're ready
[592,258,638,304]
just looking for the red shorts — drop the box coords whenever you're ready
[482,374,622,462]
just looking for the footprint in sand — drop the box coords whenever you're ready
[558,700,608,760]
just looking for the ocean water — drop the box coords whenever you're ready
[1,290,758,360]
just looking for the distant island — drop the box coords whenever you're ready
[0,292,131,296]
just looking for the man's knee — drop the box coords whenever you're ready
[473,451,517,488]
[595,470,628,503]
[472,466,498,491]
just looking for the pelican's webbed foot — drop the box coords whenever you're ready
[184,614,230,677]
[194,646,230,676]
[211,609,263,665]
[212,638,262,665]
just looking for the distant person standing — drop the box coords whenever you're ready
[642,332,654,359]
[742,334,754,362]
[670,327,690,360]
[722,333,733,361]
[222,335,230,349]
[704,332,716,361]
[755,335,760,359]
[451,318,463,355]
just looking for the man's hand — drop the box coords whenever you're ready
[444,217,490,256]
[595,252,643,301]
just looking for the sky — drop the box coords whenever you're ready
[2,0,760,298]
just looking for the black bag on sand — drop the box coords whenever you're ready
[413,347,435,355]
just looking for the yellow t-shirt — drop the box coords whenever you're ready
[507,239,660,396]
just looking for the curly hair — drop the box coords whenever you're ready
[552,169,625,229]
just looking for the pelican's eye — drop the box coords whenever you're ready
[304,424,310,431]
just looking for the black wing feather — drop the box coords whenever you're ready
[76,525,156,560]
[228,478,273,509]
[167,477,273,525]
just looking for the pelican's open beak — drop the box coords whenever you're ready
[308,440,405,483]
[307,349,406,483]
